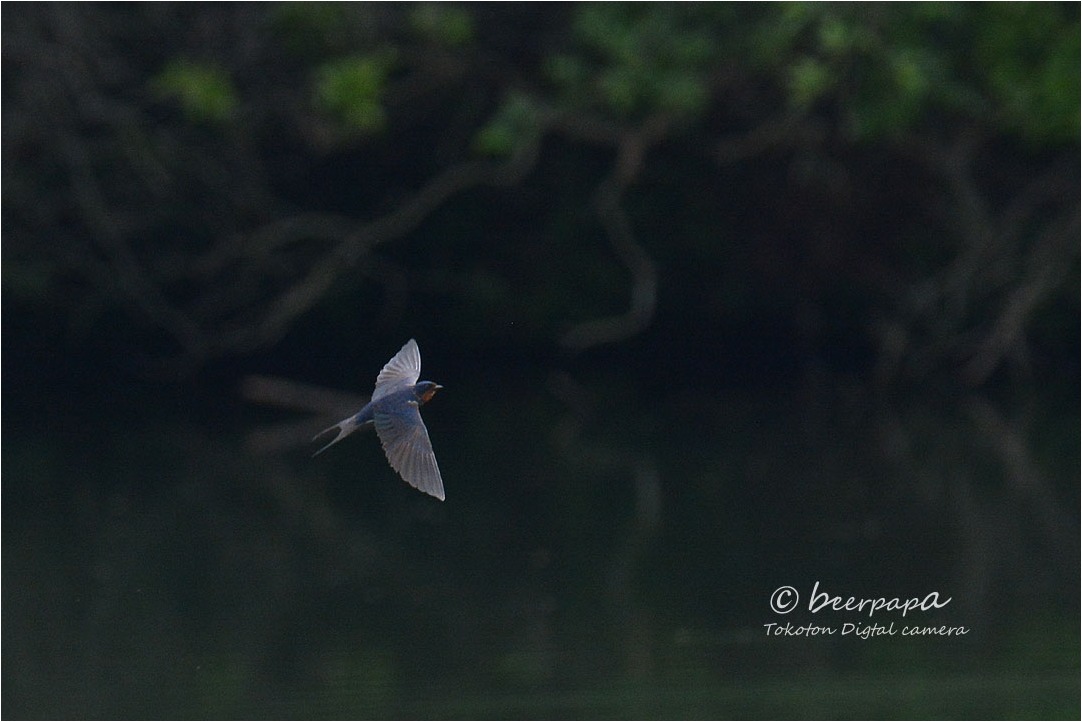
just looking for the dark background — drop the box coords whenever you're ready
[3,3,1079,718]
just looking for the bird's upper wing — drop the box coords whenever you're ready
[374,406,445,500]
[372,339,421,401]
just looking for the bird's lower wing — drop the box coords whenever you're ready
[373,408,445,501]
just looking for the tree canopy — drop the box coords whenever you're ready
[3,3,1078,385]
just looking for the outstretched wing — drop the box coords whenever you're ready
[374,406,445,501]
[372,339,422,401]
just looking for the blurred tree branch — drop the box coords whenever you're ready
[558,115,666,352]
[875,131,1080,386]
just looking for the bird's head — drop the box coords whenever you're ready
[415,380,443,405]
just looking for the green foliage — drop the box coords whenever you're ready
[271,2,351,58]
[973,3,1079,143]
[755,4,1079,143]
[409,3,474,48]
[151,60,237,124]
[535,3,1076,142]
[314,53,394,134]
[787,56,834,110]
[547,4,715,119]
[474,91,543,156]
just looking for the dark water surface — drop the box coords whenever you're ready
[3,369,1078,718]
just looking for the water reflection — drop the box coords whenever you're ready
[3,372,1077,717]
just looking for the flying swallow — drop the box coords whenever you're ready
[314,339,445,500]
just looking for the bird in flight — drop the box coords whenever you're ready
[313,339,445,500]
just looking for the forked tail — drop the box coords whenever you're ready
[312,416,362,456]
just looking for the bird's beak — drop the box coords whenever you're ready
[434,384,444,390]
